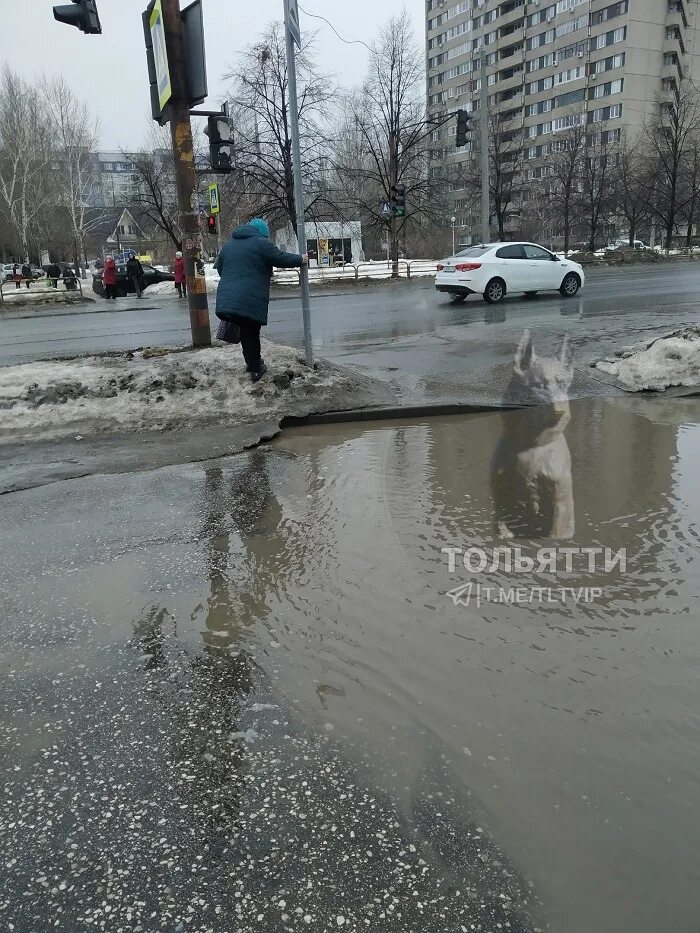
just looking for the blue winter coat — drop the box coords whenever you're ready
[215,224,303,325]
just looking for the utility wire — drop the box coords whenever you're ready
[297,4,373,53]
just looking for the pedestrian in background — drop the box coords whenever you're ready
[173,250,187,298]
[21,262,31,288]
[47,262,61,289]
[12,263,20,289]
[126,252,143,298]
[103,256,117,299]
[215,218,306,382]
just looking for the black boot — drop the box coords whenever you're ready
[250,363,268,383]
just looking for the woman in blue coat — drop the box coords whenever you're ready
[215,218,306,382]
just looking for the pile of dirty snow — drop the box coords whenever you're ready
[595,326,700,391]
[0,340,391,444]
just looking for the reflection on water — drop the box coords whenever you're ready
[492,331,575,538]
[1,396,700,933]
[270,396,700,933]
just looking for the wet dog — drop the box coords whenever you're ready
[491,330,575,539]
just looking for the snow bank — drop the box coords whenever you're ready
[0,341,391,444]
[595,326,700,391]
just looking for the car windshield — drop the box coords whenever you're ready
[454,246,490,258]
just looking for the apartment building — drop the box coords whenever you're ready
[426,0,700,243]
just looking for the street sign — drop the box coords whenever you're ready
[380,200,391,218]
[284,0,301,49]
[318,238,330,267]
[150,0,172,112]
[209,183,220,215]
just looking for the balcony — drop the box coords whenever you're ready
[496,70,525,94]
[498,89,524,110]
[498,5,526,33]
[662,59,682,82]
[666,11,686,32]
[664,28,686,56]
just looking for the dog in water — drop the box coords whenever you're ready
[490,330,575,539]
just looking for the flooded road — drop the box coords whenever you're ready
[2,396,699,932]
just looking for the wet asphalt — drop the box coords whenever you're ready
[1,263,700,404]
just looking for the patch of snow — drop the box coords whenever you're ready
[595,326,700,391]
[0,340,389,444]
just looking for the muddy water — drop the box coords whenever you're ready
[266,396,700,932]
[1,396,699,932]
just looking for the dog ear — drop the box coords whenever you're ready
[514,329,534,372]
[558,335,574,369]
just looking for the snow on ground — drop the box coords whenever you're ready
[595,326,700,391]
[0,340,390,444]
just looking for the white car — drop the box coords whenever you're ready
[435,242,585,304]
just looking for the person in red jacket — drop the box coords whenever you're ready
[103,256,118,300]
[174,250,187,298]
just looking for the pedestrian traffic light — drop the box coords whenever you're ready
[455,109,472,148]
[207,215,218,235]
[205,116,233,174]
[392,184,407,218]
[53,0,101,34]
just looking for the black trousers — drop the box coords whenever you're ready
[229,314,262,370]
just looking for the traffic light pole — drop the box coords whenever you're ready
[480,53,490,244]
[285,19,313,367]
[161,0,211,348]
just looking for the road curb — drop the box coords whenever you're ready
[281,401,526,428]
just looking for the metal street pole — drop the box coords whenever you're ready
[161,0,211,348]
[451,215,456,255]
[480,52,490,244]
[284,19,313,366]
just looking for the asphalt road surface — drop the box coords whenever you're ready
[2,263,699,402]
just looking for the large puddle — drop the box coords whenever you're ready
[1,396,699,932]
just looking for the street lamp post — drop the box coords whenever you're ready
[451,215,456,255]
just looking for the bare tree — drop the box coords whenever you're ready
[581,132,617,252]
[0,67,53,261]
[680,138,700,247]
[340,11,447,275]
[615,131,654,247]
[128,126,183,251]
[45,76,104,274]
[645,79,700,250]
[547,116,587,254]
[456,110,524,240]
[224,23,335,235]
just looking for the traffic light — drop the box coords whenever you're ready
[142,2,166,124]
[207,215,218,235]
[53,0,101,34]
[205,116,233,174]
[392,184,407,218]
[455,109,472,148]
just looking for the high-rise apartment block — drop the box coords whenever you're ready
[426,0,700,244]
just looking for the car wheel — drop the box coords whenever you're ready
[523,291,538,298]
[560,272,580,297]
[484,278,505,304]
[449,294,467,304]
[116,285,128,298]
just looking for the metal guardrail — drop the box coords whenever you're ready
[0,275,84,305]
[273,259,438,287]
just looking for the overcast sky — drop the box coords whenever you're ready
[9,0,424,150]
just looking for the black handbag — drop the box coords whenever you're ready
[216,319,241,344]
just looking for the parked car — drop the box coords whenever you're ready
[92,262,175,297]
[435,242,585,304]
[609,239,651,251]
[2,263,46,281]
